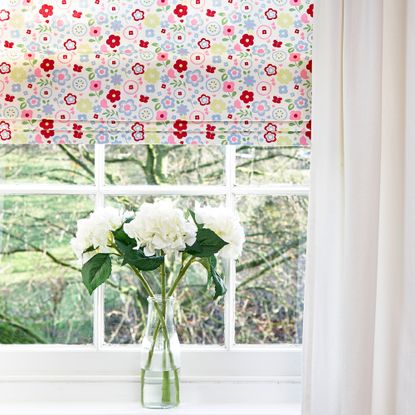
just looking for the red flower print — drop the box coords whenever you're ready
[74,131,83,139]
[139,40,149,48]
[40,58,55,72]
[206,9,216,17]
[5,94,15,102]
[0,10,10,21]
[173,4,188,18]
[198,94,211,106]
[198,38,211,49]
[64,93,77,105]
[306,120,312,139]
[39,4,53,18]
[132,9,145,21]
[132,62,145,75]
[106,89,121,103]
[106,34,120,49]
[41,129,55,139]
[265,8,278,20]
[240,34,254,48]
[73,64,83,72]
[63,39,77,51]
[173,119,188,131]
[0,121,11,141]
[264,64,277,76]
[273,96,282,104]
[307,4,314,17]
[4,41,13,48]
[206,65,216,74]
[240,90,254,104]
[0,62,11,74]
[72,10,82,18]
[131,122,145,142]
[140,95,149,103]
[39,119,54,130]
[264,131,277,143]
[273,40,283,48]
[306,59,312,73]
[73,123,82,131]
[173,59,188,73]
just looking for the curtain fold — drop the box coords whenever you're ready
[303,0,413,414]
[0,1,313,145]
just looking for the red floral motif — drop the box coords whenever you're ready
[0,121,11,141]
[264,122,278,143]
[240,34,254,48]
[0,9,10,21]
[273,96,282,104]
[198,94,211,106]
[139,40,149,48]
[41,129,55,138]
[4,41,13,48]
[39,119,54,130]
[206,65,216,74]
[131,122,145,142]
[63,39,77,51]
[132,9,145,21]
[39,4,53,18]
[64,93,77,105]
[5,94,15,102]
[106,89,121,103]
[197,38,211,49]
[40,58,55,72]
[273,40,283,48]
[73,123,83,139]
[72,10,82,18]
[307,4,314,17]
[173,119,188,131]
[132,62,145,75]
[173,59,188,73]
[106,34,120,49]
[0,62,11,74]
[305,120,312,140]
[173,4,188,18]
[139,95,149,103]
[73,64,83,72]
[240,90,254,104]
[306,59,312,73]
[265,8,278,20]
[264,64,277,76]
[206,9,216,17]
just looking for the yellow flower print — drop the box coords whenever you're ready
[76,99,93,113]
[10,67,27,83]
[143,68,160,84]
[278,13,294,29]
[144,13,160,28]
[10,13,24,29]
[211,43,226,55]
[277,69,293,84]
[211,99,226,113]
[78,43,93,55]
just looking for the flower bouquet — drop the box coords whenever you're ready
[71,200,245,409]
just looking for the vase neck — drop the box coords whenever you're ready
[145,296,176,338]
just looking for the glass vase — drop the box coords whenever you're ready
[141,296,181,409]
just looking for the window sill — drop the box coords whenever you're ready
[0,402,301,415]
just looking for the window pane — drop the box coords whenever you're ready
[0,195,94,344]
[235,195,308,344]
[236,146,311,185]
[105,145,225,185]
[0,145,95,184]
[104,195,225,345]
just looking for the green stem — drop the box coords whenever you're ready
[167,256,196,296]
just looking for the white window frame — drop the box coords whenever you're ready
[0,144,307,403]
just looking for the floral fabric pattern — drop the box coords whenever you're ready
[0,0,313,145]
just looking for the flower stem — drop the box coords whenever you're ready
[167,255,196,296]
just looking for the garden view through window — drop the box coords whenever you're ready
[0,145,309,345]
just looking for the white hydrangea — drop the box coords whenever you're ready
[123,200,197,257]
[194,205,245,260]
[71,207,124,261]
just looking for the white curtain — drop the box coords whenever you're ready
[303,0,415,414]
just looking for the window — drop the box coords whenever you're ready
[0,144,309,379]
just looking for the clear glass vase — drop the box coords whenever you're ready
[141,296,181,409]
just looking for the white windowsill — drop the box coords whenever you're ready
[0,402,301,415]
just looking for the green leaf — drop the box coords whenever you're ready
[199,256,227,299]
[116,239,164,271]
[82,253,112,295]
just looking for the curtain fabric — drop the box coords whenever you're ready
[303,0,415,414]
[0,0,312,145]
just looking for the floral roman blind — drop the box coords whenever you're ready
[0,0,313,145]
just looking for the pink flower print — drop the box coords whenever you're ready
[90,27,101,37]
[223,25,235,36]
[90,80,101,91]
[157,0,168,5]
[290,0,301,5]
[289,111,302,120]
[223,81,235,92]
[289,53,301,62]
[21,109,33,119]
[157,52,168,61]
[156,110,168,121]
[63,39,77,51]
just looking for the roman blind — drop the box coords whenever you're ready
[0,0,313,145]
